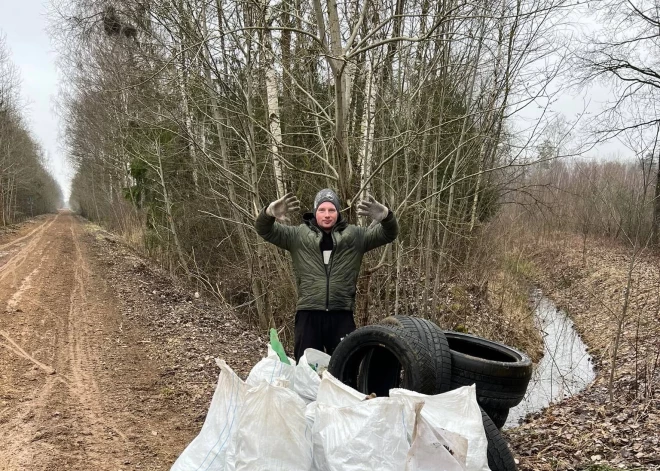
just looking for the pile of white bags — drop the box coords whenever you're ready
[170,348,491,471]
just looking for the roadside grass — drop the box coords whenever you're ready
[486,251,544,362]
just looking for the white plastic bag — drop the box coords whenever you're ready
[301,348,331,373]
[391,385,490,471]
[305,401,317,431]
[233,381,313,471]
[294,349,331,402]
[170,360,247,471]
[246,346,296,389]
[314,372,419,444]
[316,371,366,406]
[405,403,468,471]
[312,397,411,471]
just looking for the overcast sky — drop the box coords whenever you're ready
[1,0,72,201]
[0,0,634,206]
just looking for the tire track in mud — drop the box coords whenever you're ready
[65,222,128,443]
[0,216,57,287]
[0,213,187,471]
[0,226,55,376]
[0,216,66,470]
[0,331,57,376]
[0,217,51,252]
[0,235,66,467]
[0,214,126,470]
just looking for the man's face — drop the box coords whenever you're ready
[316,202,338,230]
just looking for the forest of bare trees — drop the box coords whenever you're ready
[0,37,62,224]
[53,0,584,331]
[513,158,655,244]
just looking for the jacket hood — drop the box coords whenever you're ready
[303,211,347,232]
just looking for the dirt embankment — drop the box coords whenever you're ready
[507,234,660,470]
[0,212,264,471]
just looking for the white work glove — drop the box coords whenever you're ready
[266,192,300,222]
[357,195,389,224]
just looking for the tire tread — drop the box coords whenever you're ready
[380,315,452,393]
[482,408,517,471]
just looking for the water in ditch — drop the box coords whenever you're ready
[504,290,596,428]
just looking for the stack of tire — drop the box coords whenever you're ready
[328,316,533,471]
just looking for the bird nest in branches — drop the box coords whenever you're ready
[102,6,137,40]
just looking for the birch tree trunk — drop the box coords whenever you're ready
[313,0,352,204]
[263,0,287,198]
[175,2,199,192]
[358,53,378,202]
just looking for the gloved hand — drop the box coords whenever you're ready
[357,195,389,224]
[266,192,300,222]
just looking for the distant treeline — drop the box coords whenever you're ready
[0,37,63,223]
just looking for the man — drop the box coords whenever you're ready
[255,189,398,361]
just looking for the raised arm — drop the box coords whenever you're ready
[357,195,399,252]
[254,193,300,251]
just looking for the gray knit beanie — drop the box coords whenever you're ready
[313,188,341,213]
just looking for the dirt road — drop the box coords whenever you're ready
[0,212,263,470]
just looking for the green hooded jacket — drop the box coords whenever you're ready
[254,209,399,312]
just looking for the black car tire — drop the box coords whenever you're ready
[329,325,437,396]
[445,331,532,410]
[379,315,452,393]
[484,406,510,429]
[482,407,517,471]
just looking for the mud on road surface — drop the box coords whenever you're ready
[0,212,264,470]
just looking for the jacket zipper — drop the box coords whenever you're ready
[325,231,336,311]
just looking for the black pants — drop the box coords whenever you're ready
[294,310,356,362]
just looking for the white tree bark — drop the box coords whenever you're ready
[263,1,287,198]
[175,22,199,192]
[358,54,378,202]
